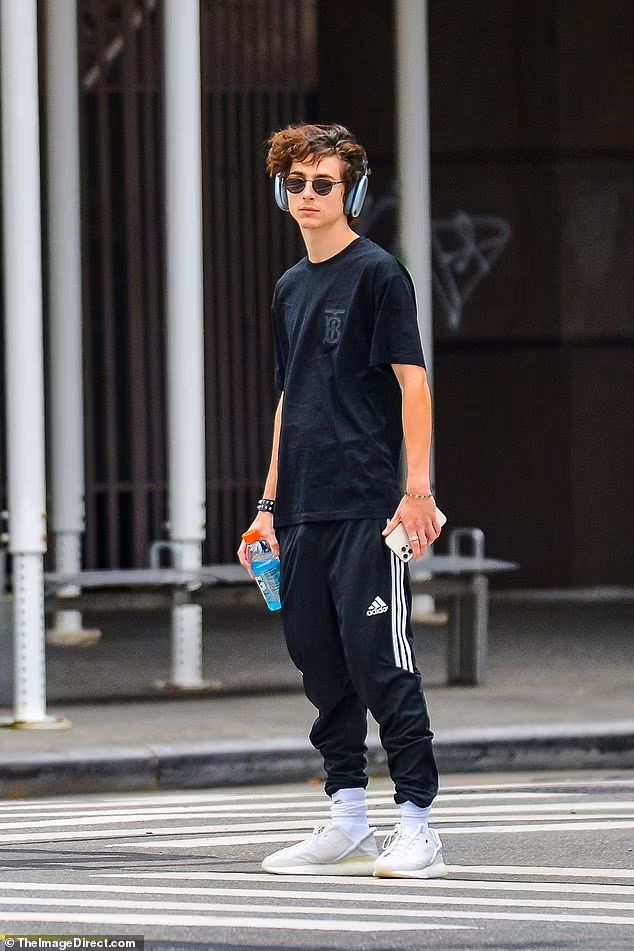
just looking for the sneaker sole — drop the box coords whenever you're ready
[373,859,449,880]
[261,856,377,876]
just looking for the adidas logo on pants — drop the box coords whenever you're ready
[366,595,388,616]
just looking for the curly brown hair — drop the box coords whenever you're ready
[265,123,369,219]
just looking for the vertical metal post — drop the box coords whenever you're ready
[0,0,70,728]
[395,0,440,620]
[395,0,434,391]
[163,0,208,688]
[44,0,100,647]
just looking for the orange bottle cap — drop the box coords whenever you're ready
[242,529,261,545]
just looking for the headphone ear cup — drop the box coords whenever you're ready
[344,174,368,218]
[274,173,289,212]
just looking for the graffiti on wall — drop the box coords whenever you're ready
[356,184,511,332]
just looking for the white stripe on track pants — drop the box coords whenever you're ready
[276,516,438,807]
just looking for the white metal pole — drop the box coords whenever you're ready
[44,0,100,647]
[395,0,434,390]
[163,0,207,688]
[0,0,70,728]
[395,0,440,620]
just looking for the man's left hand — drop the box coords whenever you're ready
[381,495,443,560]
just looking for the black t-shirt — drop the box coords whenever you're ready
[272,235,426,528]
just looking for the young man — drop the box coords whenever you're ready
[237,123,446,878]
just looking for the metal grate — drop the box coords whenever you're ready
[76,0,316,568]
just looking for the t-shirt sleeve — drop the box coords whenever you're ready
[272,288,286,393]
[369,262,426,369]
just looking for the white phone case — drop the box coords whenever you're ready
[384,508,447,563]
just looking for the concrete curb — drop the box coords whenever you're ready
[1,721,633,799]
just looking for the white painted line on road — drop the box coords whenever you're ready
[0,792,564,819]
[430,813,632,823]
[434,802,634,815]
[1,880,633,913]
[1,801,630,831]
[89,869,634,896]
[2,799,628,825]
[0,790,562,817]
[5,815,632,847]
[0,897,631,927]
[0,909,471,933]
[0,778,629,812]
[0,788,394,811]
[13,778,622,811]
[446,865,634,879]
[104,819,634,848]
[439,779,634,792]
[0,813,336,831]
[433,819,634,835]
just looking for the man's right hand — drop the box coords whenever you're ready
[237,512,280,581]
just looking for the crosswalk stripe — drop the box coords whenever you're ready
[0,790,563,818]
[0,816,634,849]
[0,816,628,848]
[0,898,631,927]
[0,802,630,832]
[1,881,632,912]
[0,789,575,815]
[0,910,470,932]
[446,865,634,879]
[103,819,634,849]
[2,815,630,846]
[0,809,631,845]
[0,778,628,812]
[89,869,634,896]
[439,779,634,792]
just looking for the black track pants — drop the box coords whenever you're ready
[276,517,439,808]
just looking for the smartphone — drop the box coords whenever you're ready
[384,507,447,563]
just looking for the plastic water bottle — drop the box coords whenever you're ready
[242,529,281,611]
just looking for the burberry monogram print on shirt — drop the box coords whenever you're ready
[323,307,345,345]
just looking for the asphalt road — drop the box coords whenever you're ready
[0,769,632,950]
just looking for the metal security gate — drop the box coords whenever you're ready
[77,0,316,568]
[79,0,166,569]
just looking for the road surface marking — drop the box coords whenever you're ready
[0,897,631,927]
[102,818,634,848]
[0,801,630,831]
[90,870,634,895]
[0,790,561,817]
[0,909,470,932]
[1,881,633,912]
[446,865,634,879]
[0,815,628,847]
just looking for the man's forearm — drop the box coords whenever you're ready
[262,392,284,499]
[401,377,433,493]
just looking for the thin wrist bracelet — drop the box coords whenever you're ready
[257,497,275,513]
[405,490,434,500]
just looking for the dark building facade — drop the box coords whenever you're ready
[321,0,633,587]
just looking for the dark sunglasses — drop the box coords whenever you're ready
[284,176,345,197]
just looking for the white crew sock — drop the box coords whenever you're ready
[330,787,370,840]
[399,801,431,836]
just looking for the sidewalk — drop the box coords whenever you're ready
[0,598,632,796]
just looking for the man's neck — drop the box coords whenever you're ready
[302,221,360,264]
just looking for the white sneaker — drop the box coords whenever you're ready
[373,823,448,879]
[261,823,378,875]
